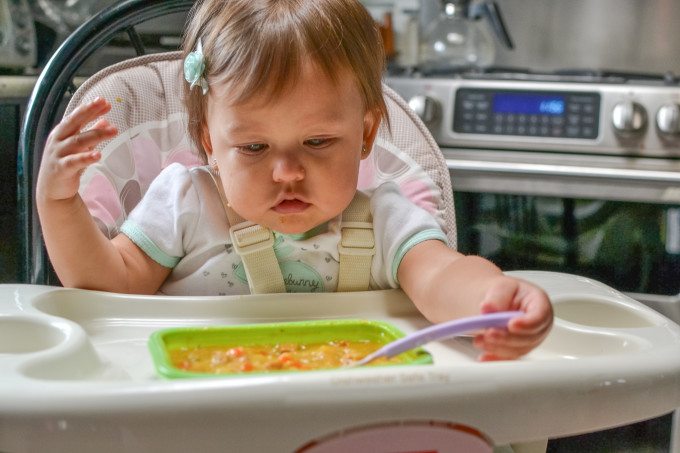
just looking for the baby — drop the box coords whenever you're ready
[36,0,552,361]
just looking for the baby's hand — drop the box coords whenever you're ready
[37,97,117,203]
[473,276,553,361]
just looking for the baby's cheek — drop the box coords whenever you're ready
[221,180,265,217]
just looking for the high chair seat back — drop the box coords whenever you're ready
[66,51,457,257]
[67,52,204,238]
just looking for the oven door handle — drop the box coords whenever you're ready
[444,153,680,203]
[446,159,680,183]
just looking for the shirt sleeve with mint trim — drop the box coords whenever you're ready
[119,163,200,269]
[369,181,449,289]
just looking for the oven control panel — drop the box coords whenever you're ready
[453,88,600,140]
[385,76,680,157]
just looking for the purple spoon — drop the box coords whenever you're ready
[350,311,523,367]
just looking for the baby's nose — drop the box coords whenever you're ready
[272,153,305,182]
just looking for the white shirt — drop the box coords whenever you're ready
[120,163,447,296]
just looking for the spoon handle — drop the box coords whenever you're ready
[353,311,523,367]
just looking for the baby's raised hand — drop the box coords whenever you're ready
[37,97,117,203]
[473,276,553,361]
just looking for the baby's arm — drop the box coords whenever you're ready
[36,97,170,293]
[397,240,553,360]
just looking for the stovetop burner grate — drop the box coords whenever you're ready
[391,65,680,86]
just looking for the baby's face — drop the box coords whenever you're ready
[204,65,378,234]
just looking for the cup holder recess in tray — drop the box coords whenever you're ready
[552,295,657,329]
[536,295,661,358]
[0,314,103,380]
[0,315,68,354]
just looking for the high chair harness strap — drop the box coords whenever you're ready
[337,192,375,292]
[208,169,374,293]
[208,169,286,294]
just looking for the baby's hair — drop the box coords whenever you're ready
[182,0,388,163]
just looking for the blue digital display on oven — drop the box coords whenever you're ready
[493,93,565,115]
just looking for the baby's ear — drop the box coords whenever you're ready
[362,109,382,153]
[200,122,213,156]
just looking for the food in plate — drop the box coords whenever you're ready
[170,340,403,374]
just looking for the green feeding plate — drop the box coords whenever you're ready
[148,319,433,379]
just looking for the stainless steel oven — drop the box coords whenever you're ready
[386,73,680,322]
[386,71,680,451]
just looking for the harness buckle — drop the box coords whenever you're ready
[229,221,275,256]
[338,221,376,257]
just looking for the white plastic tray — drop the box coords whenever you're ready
[2,271,680,452]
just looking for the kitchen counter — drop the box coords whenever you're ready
[0,74,88,99]
[0,75,37,98]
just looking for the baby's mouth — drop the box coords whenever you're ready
[273,199,311,214]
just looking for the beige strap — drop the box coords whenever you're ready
[208,170,286,294]
[337,191,375,292]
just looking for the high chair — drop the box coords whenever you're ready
[10,1,680,452]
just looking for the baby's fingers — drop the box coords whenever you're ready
[52,97,112,141]
[56,121,117,157]
[508,303,553,336]
[58,150,102,175]
[473,330,538,361]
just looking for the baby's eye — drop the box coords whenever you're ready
[237,143,268,153]
[304,137,333,148]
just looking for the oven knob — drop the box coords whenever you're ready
[611,101,647,135]
[408,95,440,124]
[656,103,680,135]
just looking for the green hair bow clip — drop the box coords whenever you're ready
[184,39,209,95]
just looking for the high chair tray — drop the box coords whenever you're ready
[1,271,680,452]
